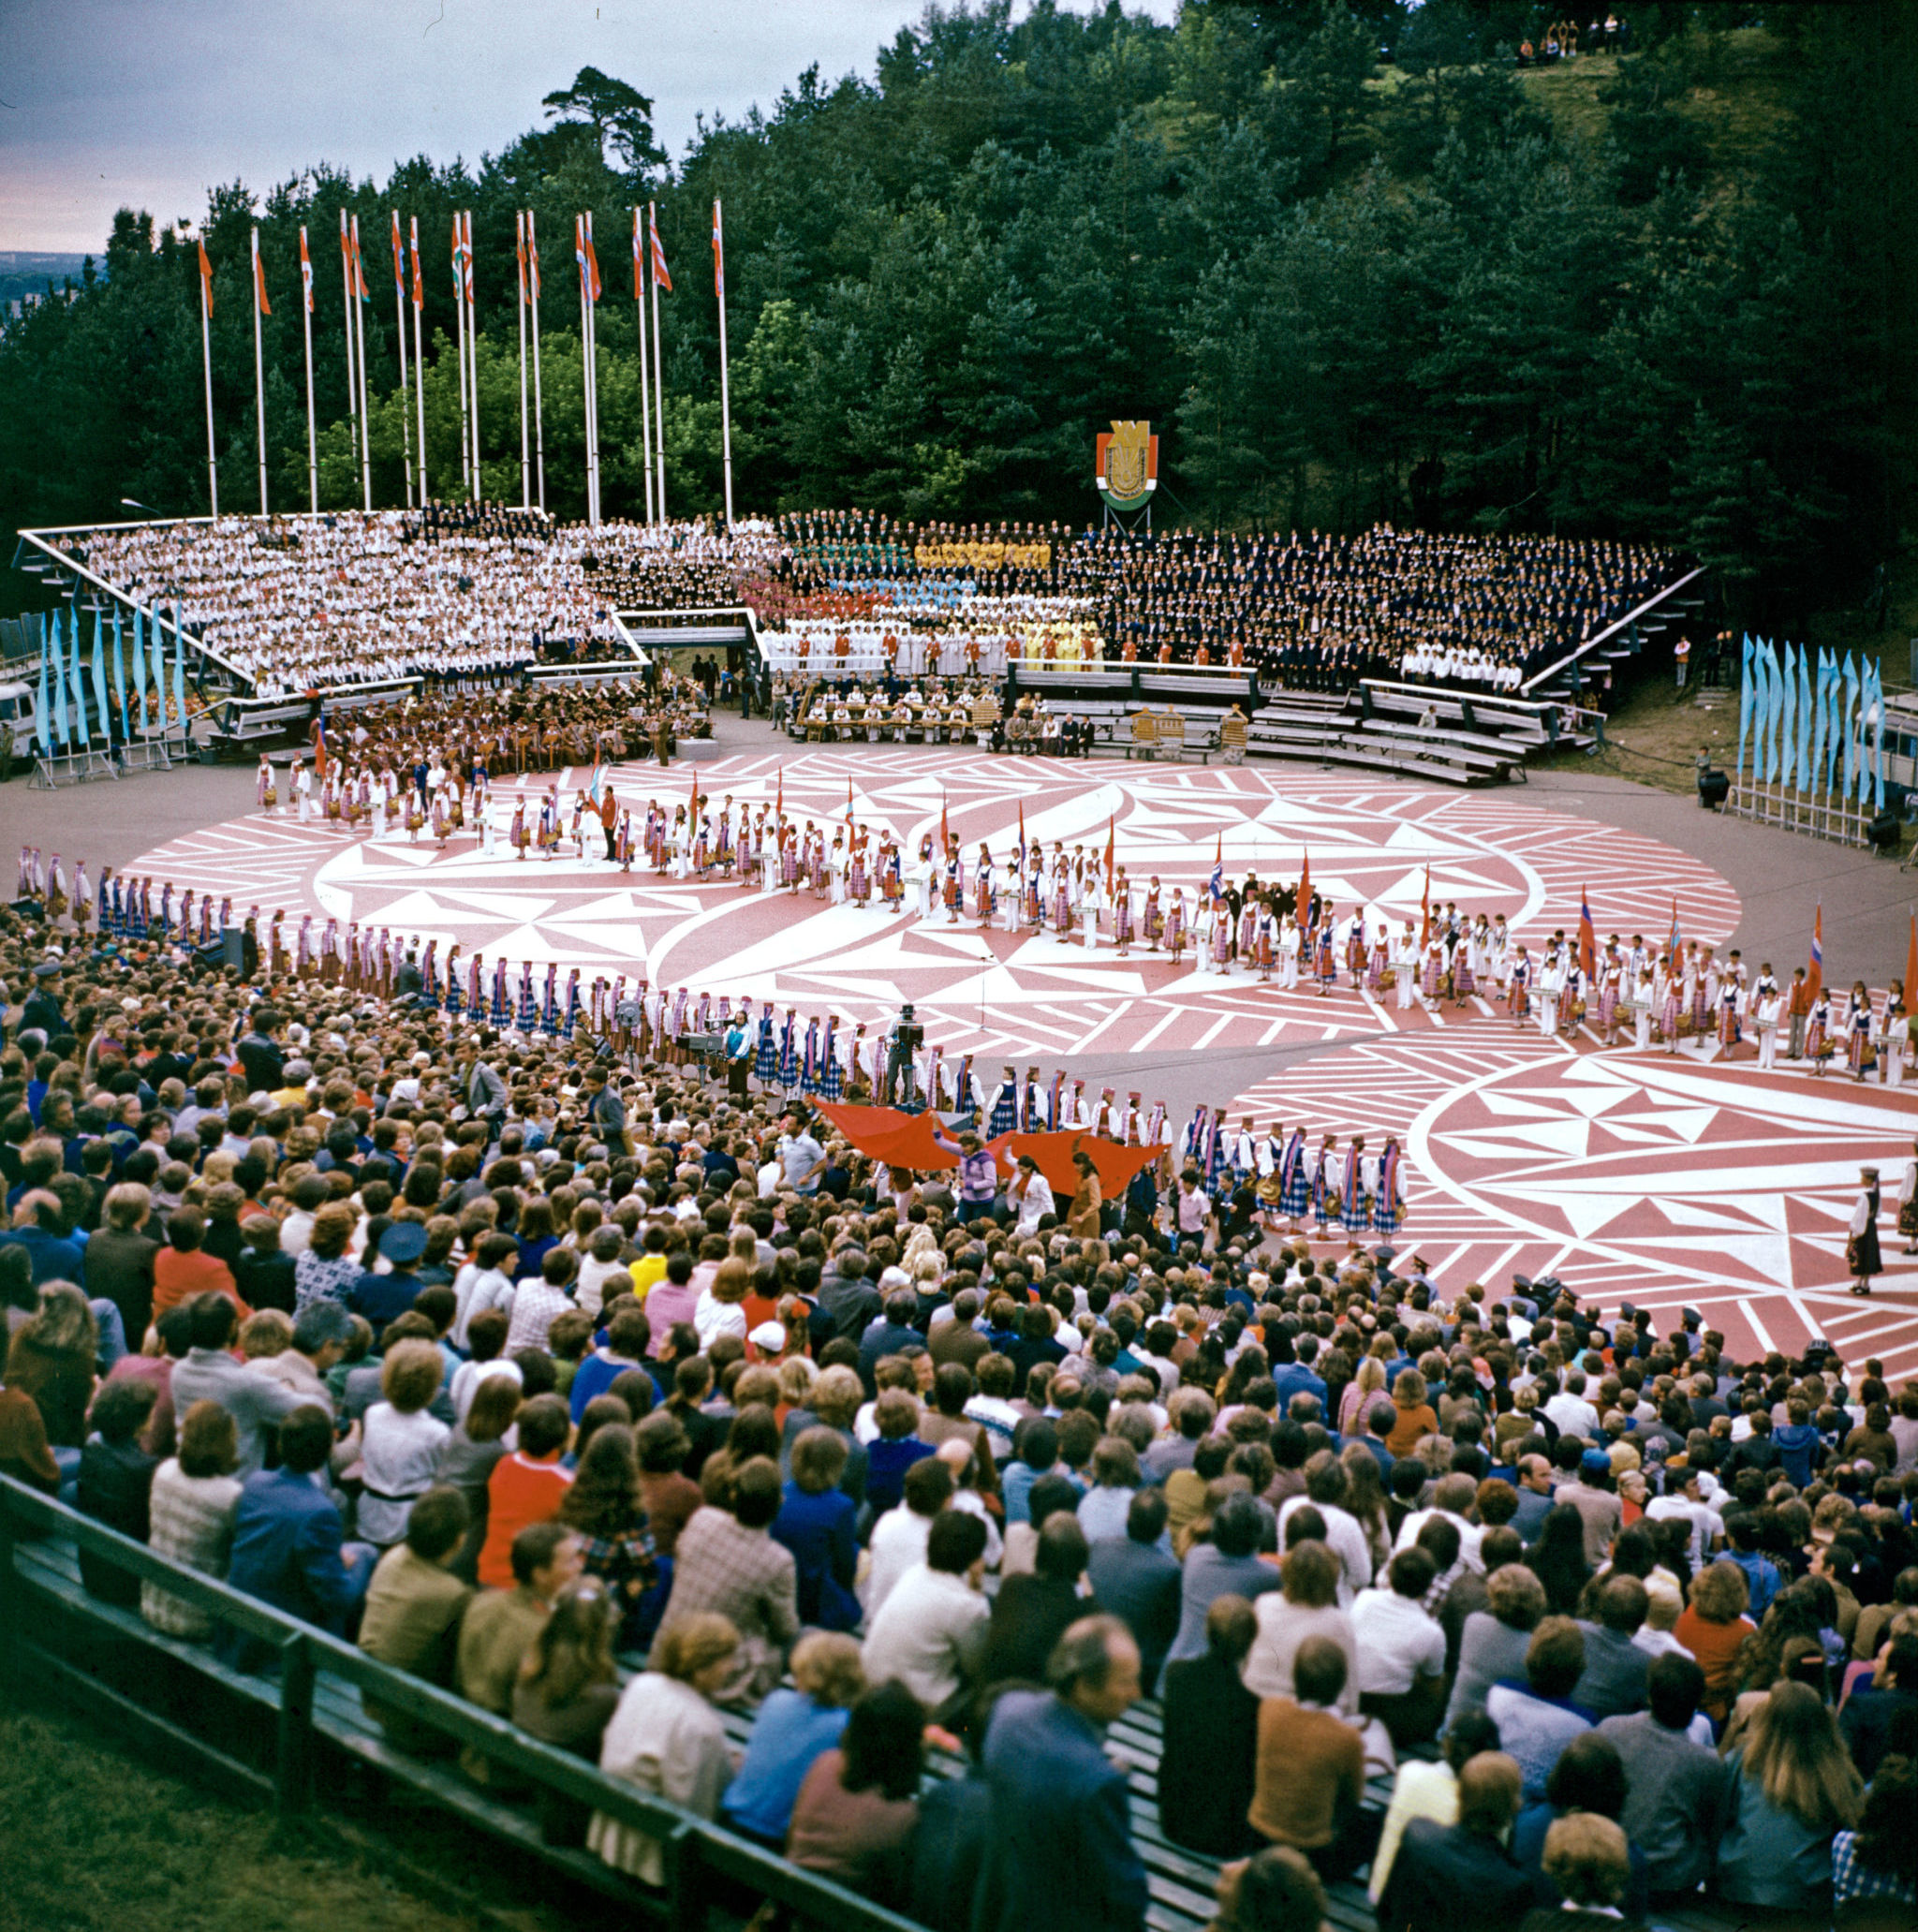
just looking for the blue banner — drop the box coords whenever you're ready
[1735,635,1753,785]
[172,611,186,732]
[111,607,128,739]
[1841,652,1859,801]
[1810,648,1829,793]
[1779,641,1797,790]
[37,612,52,754]
[1795,641,1812,787]
[89,609,109,737]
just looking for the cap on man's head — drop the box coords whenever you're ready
[379,1221,428,1266]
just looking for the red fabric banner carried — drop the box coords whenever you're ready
[810,1104,1164,1198]
[988,1129,1166,1197]
[813,1101,961,1171]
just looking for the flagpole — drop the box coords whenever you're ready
[300,226,317,512]
[409,217,427,507]
[250,228,269,516]
[452,214,470,496]
[588,214,602,525]
[649,200,667,521]
[465,212,481,501]
[350,215,372,510]
[516,212,530,509]
[527,211,546,512]
[393,214,414,509]
[199,240,219,517]
[715,198,733,530]
[633,207,655,526]
[339,212,359,495]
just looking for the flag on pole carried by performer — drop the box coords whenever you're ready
[197,238,214,315]
[1805,903,1822,1005]
[251,228,271,315]
[939,791,950,854]
[846,776,854,824]
[1298,845,1310,917]
[649,205,671,291]
[1667,897,1681,956]
[1578,887,1596,979]
[1418,864,1431,948]
[299,228,314,312]
[1104,813,1114,897]
[588,761,605,804]
[1208,835,1223,904]
[313,715,329,779]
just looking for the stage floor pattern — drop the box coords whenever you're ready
[127,749,1915,1371]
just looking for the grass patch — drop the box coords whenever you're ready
[0,1708,562,1932]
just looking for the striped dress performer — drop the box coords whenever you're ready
[1206,1116,1233,1199]
[777,1013,800,1092]
[516,964,539,1034]
[1114,886,1133,949]
[755,1005,778,1081]
[420,943,438,1006]
[1454,938,1476,1000]
[989,1077,1019,1138]
[1310,1141,1336,1234]
[445,949,466,1018]
[563,970,582,1039]
[490,959,510,1029]
[1315,923,1335,990]
[820,1023,843,1102]
[1373,1140,1404,1234]
[1279,1129,1310,1222]
[1804,995,1830,1070]
[800,1019,820,1098]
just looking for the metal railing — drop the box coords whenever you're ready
[1519,567,1707,695]
[0,1474,922,1932]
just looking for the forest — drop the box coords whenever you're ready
[0,0,1911,627]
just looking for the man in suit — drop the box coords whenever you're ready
[1084,1490,1182,1694]
[218,1404,373,1670]
[1375,1749,1533,1932]
[972,1614,1149,1932]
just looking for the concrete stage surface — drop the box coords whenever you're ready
[117,745,1917,1374]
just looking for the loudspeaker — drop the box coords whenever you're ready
[222,928,247,967]
[1697,769,1730,808]
[1866,810,1900,853]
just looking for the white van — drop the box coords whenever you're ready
[0,681,37,759]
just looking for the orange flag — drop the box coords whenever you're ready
[775,771,783,822]
[1418,864,1431,948]
[197,238,214,316]
[1805,904,1822,1005]
[940,790,950,853]
[251,229,271,316]
[1104,812,1115,897]
[1298,844,1311,918]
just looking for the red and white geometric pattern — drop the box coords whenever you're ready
[125,750,1741,1063]
[1230,1036,1918,1377]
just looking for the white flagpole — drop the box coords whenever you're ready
[465,211,481,500]
[350,215,372,509]
[410,216,427,507]
[650,199,666,522]
[250,227,269,515]
[300,227,317,511]
[586,213,602,526]
[200,243,219,517]
[528,211,546,512]
[452,214,470,495]
[578,214,597,526]
[715,199,734,531]
[516,211,529,509]
[634,207,655,526]
[339,211,359,494]
[393,215,414,509]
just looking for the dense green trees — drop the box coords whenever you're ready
[1,2,1911,625]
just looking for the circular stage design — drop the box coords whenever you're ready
[126,748,1741,1063]
[1228,1037,1918,1377]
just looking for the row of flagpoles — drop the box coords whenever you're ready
[191,199,734,528]
[30,603,189,756]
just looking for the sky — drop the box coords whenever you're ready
[0,0,1181,255]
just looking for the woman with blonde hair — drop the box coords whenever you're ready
[1336,1355,1386,1438]
[1717,1677,1863,1911]
[590,1612,740,1883]
[723,1630,866,1846]
[356,1338,452,1547]
[693,1256,751,1351]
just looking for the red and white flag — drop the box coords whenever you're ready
[649,205,671,293]
[408,214,423,310]
[198,237,214,316]
[349,217,369,299]
[631,207,643,300]
[462,211,476,306]
[517,212,528,300]
[298,226,313,314]
[712,199,724,297]
[526,217,540,299]
[582,212,601,302]
[251,228,271,316]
